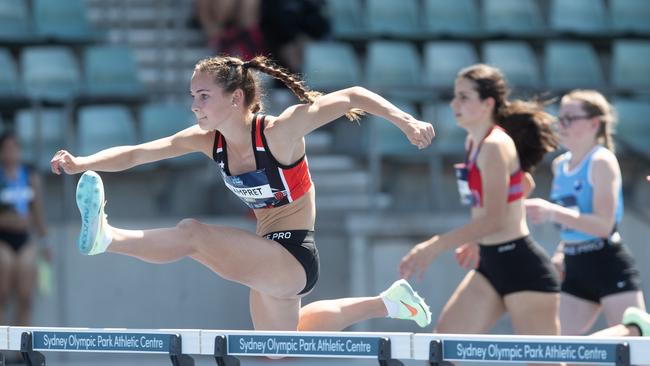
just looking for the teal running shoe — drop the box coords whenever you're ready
[622,307,650,336]
[76,171,111,255]
[381,279,432,328]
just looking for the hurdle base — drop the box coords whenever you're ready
[20,332,45,366]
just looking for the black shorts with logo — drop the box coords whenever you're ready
[562,238,641,303]
[263,230,319,295]
[477,236,560,296]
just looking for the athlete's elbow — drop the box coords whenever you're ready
[345,86,370,103]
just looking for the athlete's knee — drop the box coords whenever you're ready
[175,218,206,249]
[176,218,203,233]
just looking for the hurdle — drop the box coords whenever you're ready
[413,333,650,365]
[0,327,409,366]
[2,327,650,366]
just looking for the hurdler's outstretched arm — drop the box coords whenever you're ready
[50,125,212,175]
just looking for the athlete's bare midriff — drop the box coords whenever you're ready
[254,186,316,236]
[472,199,529,245]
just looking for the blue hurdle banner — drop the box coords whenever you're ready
[200,331,411,359]
[7,327,201,355]
[5,327,200,366]
[205,331,409,366]
[414,334,650,365]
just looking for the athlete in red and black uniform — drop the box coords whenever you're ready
[51,55,435,331]
[400,64,561,338]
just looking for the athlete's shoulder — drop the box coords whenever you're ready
[591,147,620,177]
[591,146,618,164]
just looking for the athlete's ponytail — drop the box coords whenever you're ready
[195,55,364,122]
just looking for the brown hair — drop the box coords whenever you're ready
[561,89,616,152]
[458,64,558,172]
[194,55,363,121]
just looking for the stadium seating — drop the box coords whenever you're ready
[20,46,82,102]
[549,0,608,35]
[83,45,144,98]
[423,41,478,92]
[303,42,361,91]
[139,102,203,167]
[611,40,650,93]
[483,0,544,37]
[15,108,67,170]
[77,105,137,156]
[33,0,100,42]
[422,0,480,37]
[544,41,604,91]
[483,41,541,90]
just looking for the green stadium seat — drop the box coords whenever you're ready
[366,0,421,38]
[483,0,544,36]
[21,46,81,102]
[610,0,650,35]
[77,105,137,156]
[15,108,66,170]
[549,0,608,35]
[33,0,101,42]
[611,40,650,93]
[544,41,604,91]
[423,0,480,37]
[0,0,37,42]
[0,48,20,97]
[483,41,541,90]
[325,0,368,40]
[83,45,144,98]
[614,99,650,157]
[423,42,478,92]
[139,102,203,167]
[366,41,426,101]
[303,42,361,91]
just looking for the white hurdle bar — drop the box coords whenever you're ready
[0,327,409,366]
[2,327,650,366]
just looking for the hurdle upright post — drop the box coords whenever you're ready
[213,335,240,366]
[20,332,45,366]
[615,342,630,366]
[428,339,442,366]
[169,334,195,366]
[377,337,404,366]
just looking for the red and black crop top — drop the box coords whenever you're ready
[455,126,524,208]
[212,114,313,209]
